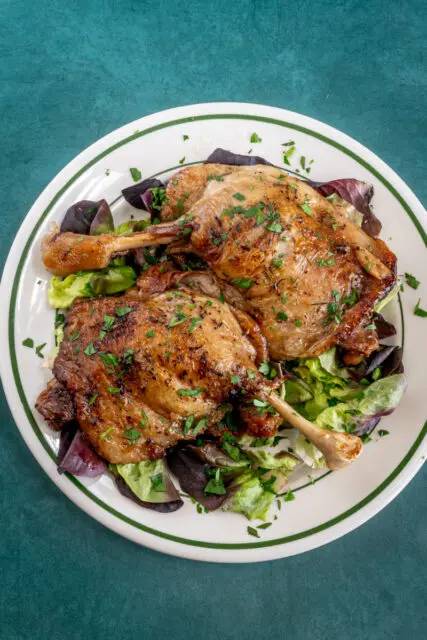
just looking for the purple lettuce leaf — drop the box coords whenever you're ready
[314,178,381,236]
[122,178,164,210]
[373,313,397,339]
[205,148,273,167]
[351,345,403,382]
[89,200,114,235]
[60,200,114,235]
[57,423,106,477]
[167,447,232,510]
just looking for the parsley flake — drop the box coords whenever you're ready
[116,307,133,317]
[414,299,427,317]
[177,388,204,397]
[232,278,253,289]
[130,167,142,182]
[404,273,420,289]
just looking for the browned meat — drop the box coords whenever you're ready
[41,165,396,362]
[35,379,75,429]
[38,289,280,463]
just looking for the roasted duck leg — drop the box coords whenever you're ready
[36,285,362,469]
[42,164,396,362]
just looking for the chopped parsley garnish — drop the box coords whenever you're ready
[204,469,226,496]
[266,221,282,233]
[116,306,133,317]
[317,258,335,267]
[282,140,295,146]
[257,522,272,530]
[258,362,271,376]
[150,187,167,211]
[124,428,142,443]
[177,388,204,397]
[123,349,134,365]
[100,353,119,368]
[35,342,47,358]
[183,134,189,141]
[146,328,155,338]
[300,156,306,170]
[168,312,188,327]
[129,167,142,182]
[73,345,80,355]
[192,417,208,436]
[247,526,260,538]
[22,337,34,348]
[250,132,262,143]
[233,192,246,201]
[284,490,295,502]
[102,315,115,331]
[183,414,195,434]
[207,173,224,181]
[219,290,225,304]
[283,146,296,163]
[232,278,253,289]
[151,473,165,492]
[276,311,288,321]
[88,393,99,406]
[107,386,120,394]
[230,375,241,384]
[221,433,241,461]
[414,299,427,317]
[246,369,256,380]
[84,342,97,356]
[404,273,420,289]
[299,203,311,216]
[99,427,115,440]
[179,156,185,164]
[372,367,382,381]
[69,331,80,342]
[378,429,390,437]
[295,319,302,327]
[271,258,284,269]
[189,317,201,333]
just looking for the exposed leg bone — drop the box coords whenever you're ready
[266,393,362,470]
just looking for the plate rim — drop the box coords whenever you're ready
[1,102,427,562]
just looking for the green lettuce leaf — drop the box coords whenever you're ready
[244,449,299,471]
[224,471,289,521]
[318,347,350,379]
[112,459,176,503]
[326,193,364,226]
[374,284,399,314]
[315,374,407,434]
[295,435,325,469]
[48,265,137,308]
[113,219,150,236]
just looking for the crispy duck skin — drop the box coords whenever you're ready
[41,165,396,362]
[37,289,282,464]
[36,284,362,470]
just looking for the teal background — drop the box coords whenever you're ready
[1,0,426,637]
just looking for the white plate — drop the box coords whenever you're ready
[1,102,426,563]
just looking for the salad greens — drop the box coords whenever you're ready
[48,152,406,526]
[111,460,174,503]
[48,265,137,308]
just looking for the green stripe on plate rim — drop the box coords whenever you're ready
[8,113,427,550]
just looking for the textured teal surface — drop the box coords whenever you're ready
[1,1,427,638]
